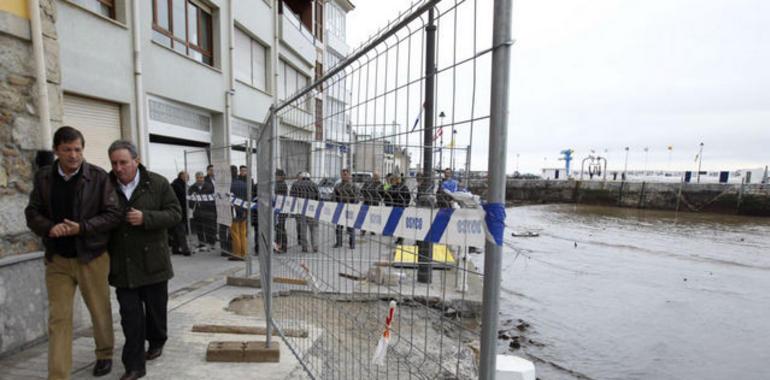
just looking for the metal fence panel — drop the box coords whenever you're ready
[259,0,503,378]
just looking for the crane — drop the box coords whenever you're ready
[559,149,574,178]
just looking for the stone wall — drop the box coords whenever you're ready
[0,0,67,358]
[0,0,62,259]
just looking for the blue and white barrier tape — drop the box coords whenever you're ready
[188,192,505,247]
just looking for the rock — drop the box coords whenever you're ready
[7,74,32,87]
[443,307,458,318]
[509,340,520,350]
[15,181,31,194]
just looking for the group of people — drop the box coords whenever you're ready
[273,167,459,251]
[183,165,253,261]
[25,126,180,380]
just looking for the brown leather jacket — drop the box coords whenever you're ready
[25,161,122,263]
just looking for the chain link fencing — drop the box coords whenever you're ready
[256,0,507,378]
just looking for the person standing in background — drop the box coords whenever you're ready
[229,165,247,260]
[333,169,360,249]
[274,169,289,252]
[290,172,320,252]
[360,171,384,236]
[188,172,217,248]
[385,171,411,245]
[169,171,192,256]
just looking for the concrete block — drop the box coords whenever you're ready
[244,341,280,362]
[206,341,280,363]
[496,354,535,380]
[206,341,245,362]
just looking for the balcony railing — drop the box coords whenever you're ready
[283,7,315,45]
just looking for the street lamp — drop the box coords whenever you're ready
[438,111,446,170]
[643,147,649,174]
[623,146,630,180]
[667,145,673,173]
[450,128,457,172]
[515,152,520,173]
[697,142,704,183]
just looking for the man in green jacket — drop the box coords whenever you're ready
[106,140,181,380]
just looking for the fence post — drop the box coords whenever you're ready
[264,113,277,346]
[479,0,513,378]
[246,138,253,277]
[417,7,437,284]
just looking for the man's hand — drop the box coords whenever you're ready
[48,223,69,238]
[127,207,144,226]
[63,219,81,236]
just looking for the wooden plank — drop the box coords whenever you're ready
[273,276,308,285]
[225,276,262,288]
[192,324,308,338]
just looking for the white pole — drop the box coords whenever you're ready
[29,0,52,150]
[697,142,704,183]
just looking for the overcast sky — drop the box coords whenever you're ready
[347,0,770,174]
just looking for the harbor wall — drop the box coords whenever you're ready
[469,179,770,216]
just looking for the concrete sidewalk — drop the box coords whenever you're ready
[0,251,307,380]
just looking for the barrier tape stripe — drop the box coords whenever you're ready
[354,205,369,230]
[424,208,454,243]
[383,207,404,237]
[189,191,503,246]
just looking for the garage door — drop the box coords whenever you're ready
[63,94,121,171]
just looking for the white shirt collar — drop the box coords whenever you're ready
[119,170,141,200]
[57,163,82,181]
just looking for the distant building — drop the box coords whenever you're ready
[543,167,770,184]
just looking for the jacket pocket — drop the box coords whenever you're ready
[142,242,169,275]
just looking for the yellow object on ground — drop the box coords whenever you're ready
[392,244,455,268]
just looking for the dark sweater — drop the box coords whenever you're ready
[50,167,82,258]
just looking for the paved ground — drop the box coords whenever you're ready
[0,224,483,380]
[0,249,296,380]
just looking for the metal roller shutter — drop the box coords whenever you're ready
[63,94,121,171]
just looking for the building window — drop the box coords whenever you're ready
[234,28,267,91]
[71,0,115,19]
[278,59,310,110]
[326,3,345,40]
[152,0,214,66]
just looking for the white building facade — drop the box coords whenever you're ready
[56,0,352,181]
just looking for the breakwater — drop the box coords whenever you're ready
[469,179,770,216]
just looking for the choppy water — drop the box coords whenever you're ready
[491,204,770,380]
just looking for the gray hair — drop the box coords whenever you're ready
[195,171,205,178]
[108,139,138,159]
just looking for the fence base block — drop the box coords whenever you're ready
[496,354,535,380]
[206,341,280,363]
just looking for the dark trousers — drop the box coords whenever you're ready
[218,224,231,251]
[275,213,287,250]
[116,281,168,373]
[192,215,216,245]
[335,225,355,247]
[169,222,190,255]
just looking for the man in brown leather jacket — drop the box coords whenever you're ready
[25,126,122,380]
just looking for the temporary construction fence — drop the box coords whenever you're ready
[250,0,513,379]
